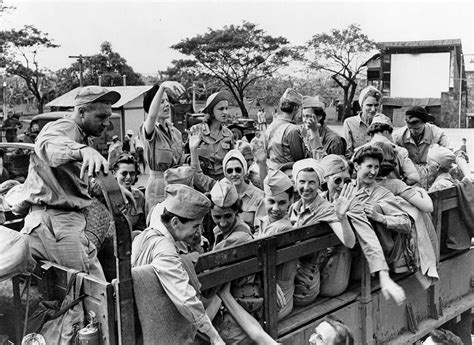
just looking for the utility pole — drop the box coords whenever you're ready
[68,54,92,87]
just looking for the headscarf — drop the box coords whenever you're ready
[223,149,248,175]
[358,86,382,107]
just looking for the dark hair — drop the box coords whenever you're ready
[372,141,397,177]
[143,84,160,114]
[352,145,384,165]
[112,153,141,183]
[280,101,299,114]
[316,316,354,345]
[207,193,242,214]
[0,149,4,158]
[160,207,193,224]
[283,186,294,200]
[306,107,327,124]
[367,123,393,136]
[428,329,463,345]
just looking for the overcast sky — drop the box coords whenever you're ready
[3,0,473,75]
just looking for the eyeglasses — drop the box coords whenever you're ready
[226,167,242,174]
[120,171,136,178]
[334,177,352,186]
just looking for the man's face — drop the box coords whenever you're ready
[82,103,112,137]
[405,115,425,136]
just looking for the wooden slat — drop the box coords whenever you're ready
[261,237,278,338]
[199,257,260,290]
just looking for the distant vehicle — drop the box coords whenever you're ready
[30,111,121,156]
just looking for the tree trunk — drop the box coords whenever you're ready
[37,98,44,114]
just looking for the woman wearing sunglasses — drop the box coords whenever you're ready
[112,154,146,231]
[320,154,406,305]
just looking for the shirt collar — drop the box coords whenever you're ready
[153,221,177,249]
[293,194,323,215]
[402,124,432,145]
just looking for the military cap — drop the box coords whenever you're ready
[210,178,239,208]
[163,184,211,219]
[302,96,325,109]
[427,144,455,169]
[320,155,349,178]
[75,85,120,106]
[371,113,393,126]
[280,88,303,106]
[164,166,196,186]
[264,169,293,197]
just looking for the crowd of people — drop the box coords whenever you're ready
[2,81,473,344]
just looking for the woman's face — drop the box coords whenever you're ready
[355,157,380,187]
[211,206,238,234]
[157,93,171,119]
[224,159,244,187]
[296,170,320,204]
[327,170,351,198]
[114,163,136,189]
[265,192,291,222]
[212,100,229,123]
[361,96,380,124]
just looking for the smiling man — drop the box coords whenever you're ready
[132,184,225,344]
[8,86,120,281]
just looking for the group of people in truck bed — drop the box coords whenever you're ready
[3,82,473,345]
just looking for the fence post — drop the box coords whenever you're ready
[261,236,278,339]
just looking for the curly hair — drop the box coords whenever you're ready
[372,141,397,177]
[111,153,141,183]
[352,145,384,166]
[367,123,393,136]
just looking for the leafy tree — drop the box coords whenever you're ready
[0,25,59,113]
[171,21,297,117]
[305,24,379,119]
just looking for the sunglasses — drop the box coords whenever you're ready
[226,167,242,174]
[120,171,136,178]
[334,177,352,186]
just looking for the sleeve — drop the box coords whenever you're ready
[287,127,307,161]
[193,169,217,193]
[151,249,214,333]
[398,148,420,184]
[35,120,87,167]
[375,199,412,234]
[343,120,354,158]
[437,129,449,148]
[326,136,347,156]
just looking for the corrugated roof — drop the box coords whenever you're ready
[46,85,153,108]
[382,97,441,107]
[379,39,462,49]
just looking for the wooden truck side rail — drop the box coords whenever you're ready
[10,185,472,344]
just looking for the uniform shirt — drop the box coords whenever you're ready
[393,123,448,164]
[125,187,146,231]
[301,124,347,158]
[289,194,339,228]
[140,121,183,172]
[192,123,234,178]
[131,224,214,334]
[213,216,253,251]
[240,182,266,233]
[343,114,371,158]
[14,118,91,210]
[266,117,307,170]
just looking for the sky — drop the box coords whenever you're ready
[2,0,474,75]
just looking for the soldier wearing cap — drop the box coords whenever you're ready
[343,86,382,158]
[132,184,225,344]
[139,81,186,213]
[189,91,235,180]
[356,113,420,186]
[256,169,297,319]
[8,85,121,280]
[265,88,309,170]
[393,106,448,165]
[108,134,123,166]
[301,96,347,158]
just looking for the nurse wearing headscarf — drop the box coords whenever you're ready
[343,85,382,158]
[427,145,457,192]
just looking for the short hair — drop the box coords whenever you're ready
[352,145,384,165]
[160,207,193,224]
[367,123,393,136]
[428,328,463,345]
[372,141,397,177]
[316,316,354,345]
[78,102,109,113]
[143,84,160,113]
[280,101,299,114]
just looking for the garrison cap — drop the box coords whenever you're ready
[427,144,456,169]
[371,113,393,126]
[164,166,196,186]
[163,184,211,219]
[280,88,303,106]
[210,178,239,208]
[302,96,325,109]
[320,154,349,178]
[264,169,293,197]
[75,86,120,106]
